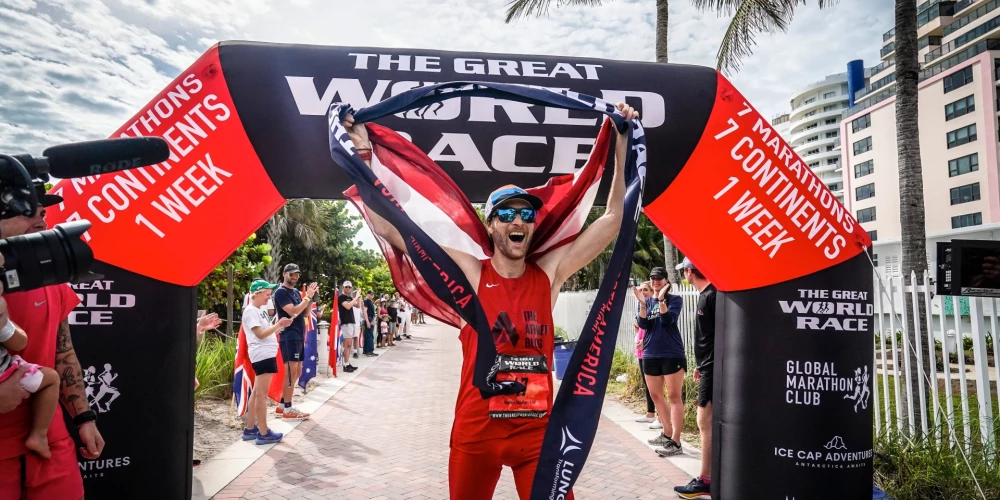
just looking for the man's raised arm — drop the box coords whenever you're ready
[537,103,639,292]
[342,116,483,290]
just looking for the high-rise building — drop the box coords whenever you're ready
[841,0,1000,276]
[772,71,872,203]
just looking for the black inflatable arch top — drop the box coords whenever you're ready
[47,42,874,500]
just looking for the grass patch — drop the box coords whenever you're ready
[874,374,999,446]
[195,333,236,400]
[875,422,1000,500]
[605,350,702,446]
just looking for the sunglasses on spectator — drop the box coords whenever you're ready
[494,207,536,223]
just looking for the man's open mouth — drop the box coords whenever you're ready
[509,232,525,243]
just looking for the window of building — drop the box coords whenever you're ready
[829,182,843,191]
[857,207,876,223]
[825,118,838,125]
[806,123,818,130]
[868,232,878,244]
[948,153,979,177]
[807,148,820,155]
[841,83,849,95]
[804,97,816,104]
[808,161,820,167]
[946,124,977,148]
[826,145,835,152]
[805,110,817,117]
[950,183,980,205]
[853,137,873,155]
[827,158,839,165]
[807,136,819,143]
[826,131,839,138]
[952,212,983,228]
[945,95,975,120]
[855,159,874,178]
[852,114,871,132]
[823,91,836,99]
[943,66,974,93]
[856,183,876,201]
[823,104,839,112]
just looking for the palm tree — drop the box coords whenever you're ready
[892,0,928,439]
[262,199,328,282]
[506,0,837,283]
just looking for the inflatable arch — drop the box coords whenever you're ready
[48,42,874,499]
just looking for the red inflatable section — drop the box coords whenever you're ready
[644,74,871,291]
[45,47,284,286]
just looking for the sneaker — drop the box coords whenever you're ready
[282,408,310,420]
[648,433,673,446]
[635,415,655,423]
[254,430,284,445]
[674,477,711,499]
[649,421,663,430]
[344,365,357,372]
[241,426,259,441]
[655,440,683,457]
[275,406,284,415]
[353,352,359,359]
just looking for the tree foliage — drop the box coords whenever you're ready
[196,233,271,321]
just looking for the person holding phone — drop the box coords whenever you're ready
[242,280,293,444]
[337,281,364,373]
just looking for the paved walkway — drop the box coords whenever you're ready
[210,320,691,499]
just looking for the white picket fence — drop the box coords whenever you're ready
[874,270,998,454]
[556,271,999,453]
[553,283,701,361]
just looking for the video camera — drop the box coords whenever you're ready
[0,137,169,293]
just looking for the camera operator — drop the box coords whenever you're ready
[0,183,104,499]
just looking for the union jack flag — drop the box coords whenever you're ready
[232,324,255,416]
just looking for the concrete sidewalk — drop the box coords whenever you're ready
[201,320,694,499]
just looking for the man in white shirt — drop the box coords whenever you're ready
[241,280,292,445]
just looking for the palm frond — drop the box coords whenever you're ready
[710,0,798,76]
[504,0,606,23]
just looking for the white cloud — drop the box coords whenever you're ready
[0,0,892,241]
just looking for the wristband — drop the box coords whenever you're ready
[73,410,97,427]
[0,320,14,343]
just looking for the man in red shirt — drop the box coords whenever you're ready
[0,186,105,500]
[341,102,637,499]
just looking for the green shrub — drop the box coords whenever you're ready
[875,421,1000,500]
[195,334,236,400]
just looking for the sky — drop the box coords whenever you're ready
[0,0,894,249]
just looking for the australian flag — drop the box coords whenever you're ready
[298,301,319,389]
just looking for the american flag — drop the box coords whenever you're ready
[233,325,255,416]
[344,118,613,326]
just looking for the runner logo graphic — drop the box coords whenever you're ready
[85,363,121,413]
[491,312,520,347]
[843,366,871,412]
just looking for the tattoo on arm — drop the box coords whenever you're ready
[55,320,90,417]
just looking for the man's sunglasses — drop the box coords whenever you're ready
[494,207,537,223]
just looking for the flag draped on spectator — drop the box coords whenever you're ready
[299,299,319,388]
[326,82,646,498]
[233,325,255,416]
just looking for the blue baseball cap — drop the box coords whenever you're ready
[484,185,543,221]
[675,257,696,271]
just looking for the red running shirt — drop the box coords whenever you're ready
[451,260,555,446]
[0,284,81,460]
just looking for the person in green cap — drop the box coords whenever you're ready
[241,279,293,445]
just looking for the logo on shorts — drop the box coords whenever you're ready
[84,363,121,413]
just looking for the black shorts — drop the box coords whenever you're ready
[251,357,278,375]
[280,337,304,362]
[642,357,686,376]
[698,368,713,407]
